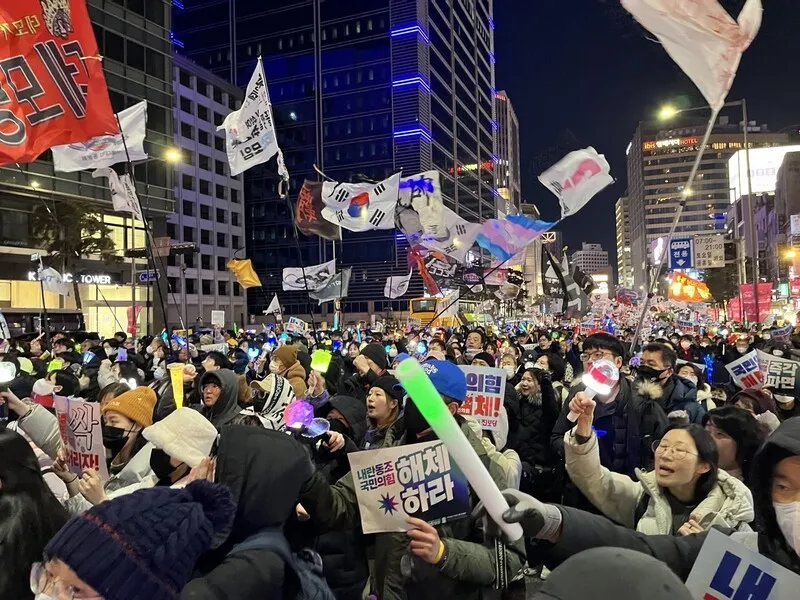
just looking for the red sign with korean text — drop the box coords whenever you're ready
[0,0,118,165]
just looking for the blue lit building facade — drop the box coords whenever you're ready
[174,0,497,321]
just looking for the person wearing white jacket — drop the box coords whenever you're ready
[465,405,522,489]
[565,392,755,536]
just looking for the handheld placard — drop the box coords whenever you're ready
[168,363,185,409]
[567,359,619,422]
[395,358,523,541]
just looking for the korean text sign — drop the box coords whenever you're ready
[725,351,763,390]
[347,440,470,534]
[0,0,118,165]
[284,316,306,335]
[54,396,109,481]
[685,529,798,599]
[756,350,800,395]
[457,366,506,430]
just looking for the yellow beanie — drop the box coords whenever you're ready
[102,386,157,428]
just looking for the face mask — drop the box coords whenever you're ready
[684,375,698,385]
[105,346,117,358]
[670,338,679,345]
[31,378,56,407]
[680,341,691,350]
[102,423,132,458]
[465,349,478,361]
[774,501,800,557]
[504,366,516,378]
[404,401,435,442]
[762,334,771,341]
[149,448,177,481]
[389,348,398,358]
[145,346,153,355]
[736,346,748,354]
[340,348,348,356]
[775,394,795,405]
[327,418,350,436]
[636,365,668,383]
[153,366,166,380]
[701,342,710,348]
[269,361,282,374]
[774,350,785,357]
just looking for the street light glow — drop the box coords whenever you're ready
[785,250,796,259]
[30,180,40,189]
[658,105,679,121]
[164,147,182,163]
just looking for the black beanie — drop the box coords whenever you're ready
[360,343,388,370]
[371,375,404,404]
[472,352,496,366]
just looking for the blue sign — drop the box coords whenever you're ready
[137,270,158,283]
[669,238,694,269]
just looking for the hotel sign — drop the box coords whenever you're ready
[643,137,699,150]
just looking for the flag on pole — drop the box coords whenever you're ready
[538,147,614,218]
[39,267,70,296]
[418,206,481,264]
[396,171,446,244]
[476,214,554,262]
[321,173,402,232]
[217,57,287,178]
[543,249,568,315]
[265,295,282,316]
[384,272,412,299]
[309,269,352,305]
[52,101,148,172]
[295,181,341,240]
[92,168,144,222]
[282,260,336,292]
[226,259,262,288]
[621,0,762,111]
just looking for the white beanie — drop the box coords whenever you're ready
[143,407,218,467]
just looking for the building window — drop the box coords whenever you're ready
[231,212,240,226]
[179,70,191,87]
[180,122,194,139]
[201,229,210,244]
[167,277,180,293]
[182,200,193,216]
[182,226,194,242]
[215,160,225,175]
[218,281,228,295]
[215,136,225,151]
[166,222,176,238]
[232,235,240,248]
[180,96,192,113]
[228,96,237,110]
[126,40,145,70]
[199,180,210,195]
[216,232,226,247]
[201,254,211,270]
[231,189,239,203]
[199,130,210,146]
[202,279,212,295]
[214,112,225,126]
[199,154,210,170]
[184,253,195,269]
[185,278,196,294]
[216,208,226,223]
[217,256,226,271]
[196,78,209,97]
[197,105,209,121]
[181,174,194,190]
[215,184,226,200]
[233,282,241,296]
[200,205,210,220]
[213,88,223,104]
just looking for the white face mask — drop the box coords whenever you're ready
[684,375,698,385]
[774,501,800,557]
[773,350,785,357]
[775,394,795,405]
[268,361,281,374]
[504,366,516,378]
[389,348,398,358]
[763,334,772,340]
[680,341,691,350]
[736,346,749,354]
[153,366,166,380]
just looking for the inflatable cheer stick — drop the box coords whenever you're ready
[395,358,523,541]
[168,363,186,408]
[567,359,619,422]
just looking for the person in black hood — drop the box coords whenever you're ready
[636,343,704,423]
[199,369,242,430]
[181,426,315,599]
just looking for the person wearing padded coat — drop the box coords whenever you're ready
[198,369,243,430]
[269,344,308,398]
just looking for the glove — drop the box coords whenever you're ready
[473,489,562,541]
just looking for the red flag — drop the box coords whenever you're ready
[0,0,118,165]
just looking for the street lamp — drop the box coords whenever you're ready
[784,250,797,260]
[658,105,679,121]
[163,147,182,163]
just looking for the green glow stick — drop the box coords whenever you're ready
[395,358,523,541]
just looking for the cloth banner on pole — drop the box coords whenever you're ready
[321,173,402,232]
[476,214,554,262]
[538,147,613,218]
[725,350,762,390]
[738,283,772,323]
[419,206,481,264]
[52,100,148,172]
[282,260,336,292]
[346,440,470,534]
[226,259,262,289]
[396,171,446,244]
[54,395,109,481]
[0,0,119,166]
[265,295,282,316]
[309,268,352,304]
[621,0,763,111]
[384,272,412,299]
[92,168,144,222]
[296,181,341,240]
[218,56,287,178]
[39,267,70,296]
[457,366,507,430]
[126,304,143,334]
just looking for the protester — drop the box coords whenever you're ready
[730,388,782,433]
[338,342,388,401]
[534,352,568,405]
[246,372,296,430]
[363,375,403,449]
[637,343,704,423]
[269,344,308,397]
[199,369,244,430]
[703,406,766,487]
[676,362,715,412]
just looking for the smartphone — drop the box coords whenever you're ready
[116,348,128,362]
[161,331,169,343]
[82,350,95,365]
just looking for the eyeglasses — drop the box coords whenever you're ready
[651,440,698,460]
[30,562,103,599]
[580,350,617,362]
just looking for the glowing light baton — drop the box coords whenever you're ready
[310,349,332,373]
[168,363,185,409]
[567,359,619,422]
[395,358,523,541]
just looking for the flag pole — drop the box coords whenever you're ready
[35,256,51,347]
[284,194,319,333]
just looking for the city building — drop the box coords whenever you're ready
[168,54,246,330]
[540,230,563,262]
[615,195,633,288]
[174,0,498,321]
[627,113,788,288]
[495,90,521,215]
[0,0,175,337]
[520,203,543,298]
[571,243,609,275]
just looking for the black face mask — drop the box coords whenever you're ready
[149,448,177,481]
[403,401,438,443]
[327,417,350,437]
[636,365,668,383]
[102,423,131,458]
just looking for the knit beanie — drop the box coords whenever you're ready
[371,375,404,404]
[273,344,298,368]
[472,352,496,367]
[45,480,235,600]
[360,343,388,370]
[102,386,157,428]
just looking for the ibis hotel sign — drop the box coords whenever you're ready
[643,137,699,151]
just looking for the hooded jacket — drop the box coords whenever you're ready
[281,361,308,398]
[199,369,241,430]
[181,426,314,599]
[657,375,704,424]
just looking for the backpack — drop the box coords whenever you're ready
[229,530,336,600]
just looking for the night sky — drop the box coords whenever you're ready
[494,0,800,271]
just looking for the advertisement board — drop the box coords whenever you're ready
[728,145,800,202]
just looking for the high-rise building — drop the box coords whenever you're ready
[0,0,175,337]
[495,90,521,215]
[174,1,498,321]
[615,195,633,288]
[168,55,246,329]
[520,203,543,298]
[627,114,788,288]
[571,243,609,275]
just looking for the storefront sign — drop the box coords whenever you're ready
[27,271,114,285]
[642,137,698,150]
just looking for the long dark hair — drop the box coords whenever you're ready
[660,423,719,501]
[703,406,766,488]
[0,428,70,599]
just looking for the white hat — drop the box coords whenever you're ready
[143,407,218,467]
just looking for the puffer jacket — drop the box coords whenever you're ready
[299,417,525,600]
[511,376,560,471]
[564,430,754,535]
[281,361,308,398]
[660,375,705,423]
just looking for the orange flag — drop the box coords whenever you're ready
[669,272,712,303]
[227,259,262,288]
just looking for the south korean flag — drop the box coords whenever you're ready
[320,173,401,232]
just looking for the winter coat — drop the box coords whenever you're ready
[659,376,705,424]
[280,361,308,398]
[696,385,716,412]
[465,411,522,489]
[199,369,242,429]
[299,418,526,600]
[511,377,560,471]
[181,426,314,599]
[564,430,754,534]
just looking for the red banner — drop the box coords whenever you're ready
[0,0,118,165]
[791,278,800,299]
[738,283,772,323]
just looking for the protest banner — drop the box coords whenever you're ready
[457,366,506,430]
[54,396,109,481]
[199,343,229,354]
[685,529,798,599]
[210,310,225,328]
[725,350,763,390]
[285,316,307,335]
[757,350,800,395]
[347,440,470,534]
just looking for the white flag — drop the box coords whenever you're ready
[218,57,285,177]
[52,101,148,172]
[384,272,412,299]
[396,171,445,244]
[309,268,352,305]
[282,259,336,292]
[538,147,613,218]
[92,168,144,222]
[621,0,762,111]
[265,294,282,315]
[321,173,401,232]
[39,267,70,296]
[419,206,481,264]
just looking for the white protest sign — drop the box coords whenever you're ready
[200,343,229,355]
[685,529,798,599]
[347,440,470,534]
[284,316,307,335]
[725,350,763,390]
[54,396,109,481]
[757,350,800,396]
[210,310,225,328]
[457,366,506,430]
